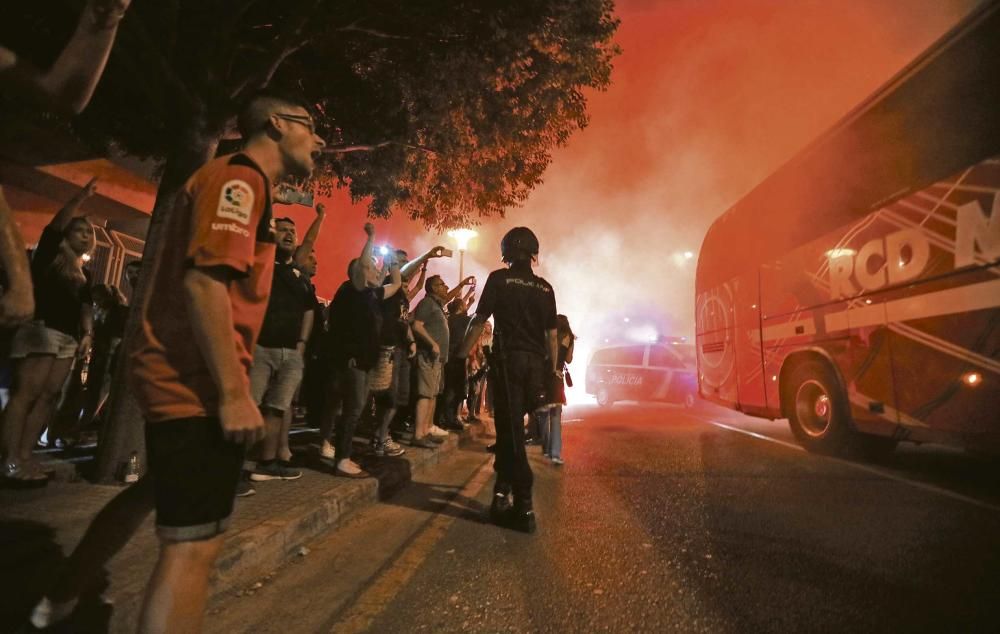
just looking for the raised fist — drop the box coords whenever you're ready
[364,222,375,237]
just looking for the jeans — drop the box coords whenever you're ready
[437,359,467,427]
[538,405,563,459]
[490,350,544,503]
[335,364,370,462]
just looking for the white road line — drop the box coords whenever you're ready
[700,418,1000,513]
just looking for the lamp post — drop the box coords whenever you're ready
[447,228,478,281]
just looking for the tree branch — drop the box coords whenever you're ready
[324,141,438,155]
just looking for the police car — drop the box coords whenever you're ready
[585,341,698,408]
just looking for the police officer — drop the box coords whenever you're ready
[457,227,558,533]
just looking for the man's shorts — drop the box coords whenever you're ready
[249,345,305,414]
[415,352,444,398]
[9,320,77,359]
[145,417,244,541]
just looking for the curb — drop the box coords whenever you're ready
[107,425,487,632]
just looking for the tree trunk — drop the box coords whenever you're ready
[94,125,221,483]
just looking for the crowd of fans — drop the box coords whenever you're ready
[0,186,500,489]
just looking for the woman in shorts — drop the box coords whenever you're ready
[1,179,97,483]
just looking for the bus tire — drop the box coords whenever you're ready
[784,359,854,454]
[596,386,614,408]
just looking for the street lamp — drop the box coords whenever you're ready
[447,228,478,281]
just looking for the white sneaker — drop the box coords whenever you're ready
[320,440,335,459]
[429,425,449,438]
[30,596,78,629]
[551,457,565,466]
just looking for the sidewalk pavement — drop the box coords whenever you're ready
[0,419,494,633]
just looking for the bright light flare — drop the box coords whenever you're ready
[81,253,91,262]
[962,371,982,387]
[825,248,856,259]
[447,228,478,251]
[379,245,390,256]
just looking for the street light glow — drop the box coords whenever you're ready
[447,228,478,251]
[683,251,694,259]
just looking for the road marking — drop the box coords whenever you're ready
[327,459,495,633]
[700,418,1000,513]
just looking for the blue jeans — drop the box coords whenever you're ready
[335,364,370,461]
[539,405,563,459]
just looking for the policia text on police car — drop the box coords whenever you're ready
[457,227,559,534]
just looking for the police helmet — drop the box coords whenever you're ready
[500,227,539,263]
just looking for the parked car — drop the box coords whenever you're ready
[585,342,698,408]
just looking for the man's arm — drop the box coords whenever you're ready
[293,203,326,268]
[412,319,440,359]
[546,329,559,374]
[381,260,402,299]
[445,276,475,303]
[400,246,447,281]
[183,267,264,445]
[350,222,376,291]
[404,323,417,358]
[50,178,98,232]
[77,300,94,357]
[405,262,427,302]
[458,315,487,359]
[0,0,131,115]
[0,189,33,326]
[297,309,314,355]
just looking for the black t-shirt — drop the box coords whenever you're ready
[326,280,385,370]
[379,289,410,347]
[31,225,92,337]
[447,313,471,357]
[257,260,317,348]
[475,267,557,356]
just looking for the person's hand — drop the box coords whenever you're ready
[364,222,375,238]
[430,342,440,359]
[0,287,34,327]
[77,333,94,359]
[316,203,326,216]
[218,392,265,445]
[460,276,475,287]
[408,341,417,359]
[82,177,98,198]
[296,341,307,356]
[431,246,447,258]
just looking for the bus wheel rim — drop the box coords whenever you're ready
[795,379,833,438]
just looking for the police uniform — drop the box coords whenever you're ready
[474,231,557,529]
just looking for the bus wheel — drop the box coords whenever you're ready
[786,360,852,453]
[596,387,614,408]
[683,392,696,409]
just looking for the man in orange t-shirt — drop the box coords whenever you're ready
[127,91,325,632]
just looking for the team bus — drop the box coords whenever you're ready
[695,1,1000,455]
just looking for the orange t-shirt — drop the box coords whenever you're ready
[130,154,276,423]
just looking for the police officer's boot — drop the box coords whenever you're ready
[489,484,513,525]
[508,496,536,534]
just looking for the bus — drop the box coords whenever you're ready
[694,1,1000,456]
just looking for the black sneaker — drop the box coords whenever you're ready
[489,492,512,525]
[508,510,537,534]
[236,477,256,497]
[250,462,302,481]
[410,436,439,449]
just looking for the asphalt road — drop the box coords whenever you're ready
[208,403,1000,633]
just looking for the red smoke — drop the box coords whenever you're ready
[287,0,975,401]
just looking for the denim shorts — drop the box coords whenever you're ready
[9,320,78,359]
[249,345,305,414]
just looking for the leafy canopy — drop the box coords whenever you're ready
[1,0,620,228]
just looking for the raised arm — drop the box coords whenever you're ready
[400,246,447,281]
[183,267,264,445]
[50,178,98,232]
[350,223,376,291]
[381,258,402,299]
[0,0,131,115]
[405,262,427,302]
[445,276,475,303]
[293,203,326,268]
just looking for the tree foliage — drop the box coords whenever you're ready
[2,0,620,228]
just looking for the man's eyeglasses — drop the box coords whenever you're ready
[274,113,316,135]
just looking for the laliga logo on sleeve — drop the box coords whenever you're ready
[217,180,254,225]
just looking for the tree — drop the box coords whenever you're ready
[0,0,619,479]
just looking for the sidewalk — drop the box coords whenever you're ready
[0,420,494,633]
